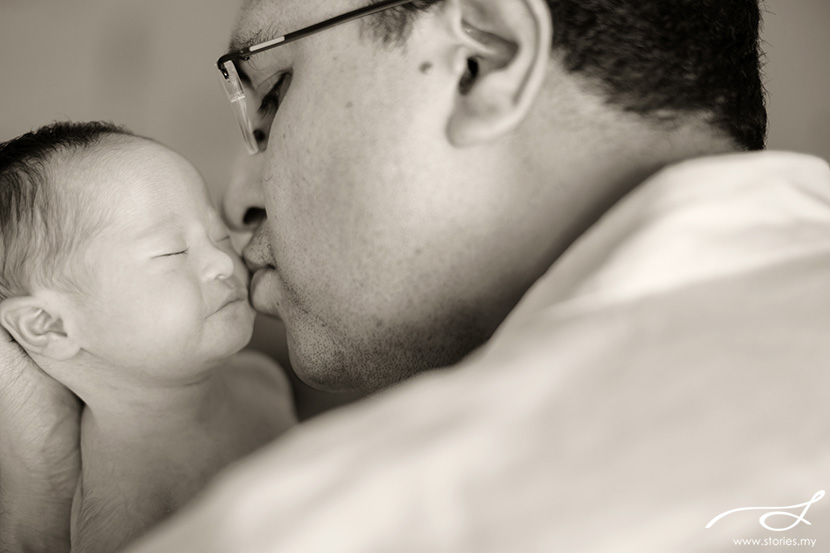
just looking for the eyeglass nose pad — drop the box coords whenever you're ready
[219,61,259,155]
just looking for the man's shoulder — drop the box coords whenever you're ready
[653,150,830,194]
[491,245,830,368]
[500,149,830,333]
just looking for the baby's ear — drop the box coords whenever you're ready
[0,297,80,361]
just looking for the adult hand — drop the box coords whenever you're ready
[0,326,81,553]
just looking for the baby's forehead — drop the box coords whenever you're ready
[58,136,203,197]
[52,136,155,186]
[66,135,175,177]
[53,136,212,232]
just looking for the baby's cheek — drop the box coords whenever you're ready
[104,283,204,362]
[146,288,203,340]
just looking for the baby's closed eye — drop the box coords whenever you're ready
[153,248,189,259]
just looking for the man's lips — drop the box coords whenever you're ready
[242,223,275,274]
[249,267,282,320]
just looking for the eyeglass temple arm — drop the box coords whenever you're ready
[217,0,417,77]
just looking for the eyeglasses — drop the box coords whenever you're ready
[217,0,417,154]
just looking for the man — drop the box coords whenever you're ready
[220,0,764,394]
[4,0,830,551]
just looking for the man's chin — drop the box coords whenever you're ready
[289,359,362,394]
[283,331,361,393]
[286,333,417,394]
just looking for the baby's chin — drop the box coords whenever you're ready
[203,298,257,358]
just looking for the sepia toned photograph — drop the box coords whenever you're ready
[1,1,829,551]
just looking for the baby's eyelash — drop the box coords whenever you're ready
[158,248,189,258]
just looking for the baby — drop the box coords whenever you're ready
[0,121,296,552]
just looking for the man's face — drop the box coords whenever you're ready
[226,0,542,391]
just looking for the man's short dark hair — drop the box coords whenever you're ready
[0,121,135,299]
[372,0,767,151]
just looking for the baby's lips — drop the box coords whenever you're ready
[212,285,246,313]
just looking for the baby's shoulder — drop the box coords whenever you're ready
[221,350,291,395]
[219,350,296,424]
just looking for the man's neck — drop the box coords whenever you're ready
[524,88,741,270]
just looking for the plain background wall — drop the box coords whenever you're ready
[0,0,242,203]
[763,0,830,159]
[1,0,829,415]
[2,0,828,180]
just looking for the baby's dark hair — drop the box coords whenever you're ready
[0,121,136,300]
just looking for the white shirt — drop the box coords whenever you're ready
[127,151,830,553]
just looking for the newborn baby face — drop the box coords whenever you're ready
[67,137,256,379]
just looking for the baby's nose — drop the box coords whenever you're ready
[203,246,236,281]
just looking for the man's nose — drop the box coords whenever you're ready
[222,148,267,234]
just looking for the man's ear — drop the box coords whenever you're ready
[0,297,81,361]
[442,0,552,146]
